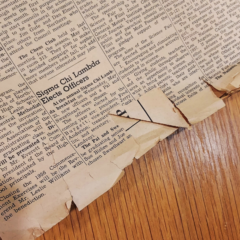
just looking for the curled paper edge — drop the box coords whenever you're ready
[208,64,240,92]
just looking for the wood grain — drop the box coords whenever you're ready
[37,92,240,240]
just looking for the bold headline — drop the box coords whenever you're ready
[35,60,100,104]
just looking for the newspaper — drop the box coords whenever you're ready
[0,0,239,239]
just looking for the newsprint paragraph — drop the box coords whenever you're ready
[0,0,240,239]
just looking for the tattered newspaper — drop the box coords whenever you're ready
[0,0,240,239]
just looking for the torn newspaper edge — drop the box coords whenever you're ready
[109,88,190,128]
[208,64,240,93]
[177,88,225,125]
[109,88,190,158]
[0,84,227,240]
[110,117,178,159]
[109,88,224,158]
[62,136,139,211]
[0,123,139,240]
[0,83,140,240]
[0,83,224,240]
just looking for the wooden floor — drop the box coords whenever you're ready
[38,92,240,240]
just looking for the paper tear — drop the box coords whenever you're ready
[56,136,139,212]
[177,88,225,124]
[110,112,177,158]
[109,88,189,159]
[65,200,72,212]
[111,170,125,188]
[109,88,189,128]
[221,88,240,100]
[209,64,240,92]
[110,137,139,169]
[49,151,73,215]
